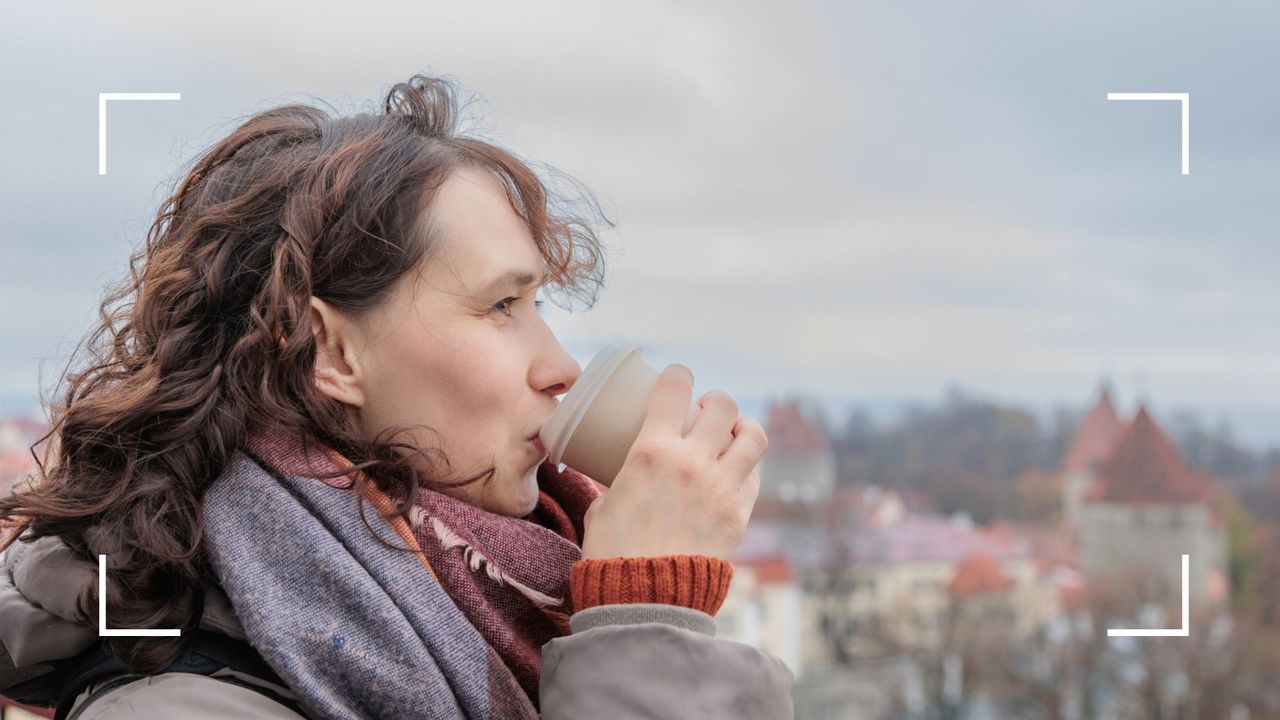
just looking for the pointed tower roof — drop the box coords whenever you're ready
[1088,406,1210,504]
[1063,387,1124,474]
[765,400,828,453]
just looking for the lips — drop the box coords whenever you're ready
[528,432,546,455]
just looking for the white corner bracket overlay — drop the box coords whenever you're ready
[98,554,182,637]
[98,92,182,175]
[1106,554,1190,638]
[1105,92,1190,175]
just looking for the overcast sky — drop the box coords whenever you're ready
[2,1,1278,448]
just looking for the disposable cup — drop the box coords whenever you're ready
[539,345,733,486]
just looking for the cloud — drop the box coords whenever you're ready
[1,0,1277,446]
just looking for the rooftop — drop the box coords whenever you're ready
[764,400,828,453]
[1062,387,1124,475]
[948,552,1014,597]
[1086,406,1213,505]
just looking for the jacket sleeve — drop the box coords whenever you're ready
[0,555,63,703]
[539,604,794,719]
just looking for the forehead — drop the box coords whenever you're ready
[420,166,543,290]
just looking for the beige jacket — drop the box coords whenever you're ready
[1,536,794,718]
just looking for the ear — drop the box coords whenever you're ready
[309,296,367,408]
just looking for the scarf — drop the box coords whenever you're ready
[201,425,601,719]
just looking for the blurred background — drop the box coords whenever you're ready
[3,1,1279,718]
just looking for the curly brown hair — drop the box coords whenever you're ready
[0,74,608,671]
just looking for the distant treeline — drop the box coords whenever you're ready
[823,386,1280,525]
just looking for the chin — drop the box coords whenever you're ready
[492,492,539,519]
[483,463,540,518]
[514,463,543,516]
[515,495,540,518]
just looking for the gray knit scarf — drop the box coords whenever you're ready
[202,428,589,719]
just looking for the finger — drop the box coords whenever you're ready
[719,416,769,475]
[687,389,738,457]
[637,364,695,440]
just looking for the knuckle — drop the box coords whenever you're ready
[739,420,768,454]
[627,440,664,469]
[701,389,738,415]
[673,455,705,483]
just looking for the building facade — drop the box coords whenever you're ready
[1070,402,1229,614]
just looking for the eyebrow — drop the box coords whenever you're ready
[474,268,545,297]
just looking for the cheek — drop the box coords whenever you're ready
[361,334,464,438]
[454,357,525,419]
[367,323,527,453]
[419,347,523,442]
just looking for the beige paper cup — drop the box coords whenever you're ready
[539,345,732,486]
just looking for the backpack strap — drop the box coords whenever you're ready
[53,630,305,720]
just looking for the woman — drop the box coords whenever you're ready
[0,75,792,718]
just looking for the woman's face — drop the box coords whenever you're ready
[310,165,582,517]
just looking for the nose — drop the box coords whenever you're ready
[531,330,581,398]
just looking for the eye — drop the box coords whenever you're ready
[491,296,545,318]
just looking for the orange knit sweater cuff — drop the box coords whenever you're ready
[570,555,734,616]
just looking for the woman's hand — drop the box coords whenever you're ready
[579,364,767,562]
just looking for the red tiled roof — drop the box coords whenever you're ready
[740,555,794,584]
[1087,406,1212,504]
[977,521,1080,574]
[947,552,1014,597]
[1063,388,1124,474]
[765,401,828,453]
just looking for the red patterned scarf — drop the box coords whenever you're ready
[244,425,602,710]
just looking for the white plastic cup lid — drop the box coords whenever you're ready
[540,344,640,467]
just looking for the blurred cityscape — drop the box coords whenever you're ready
[3,387,1280,719]
[716,386,1280,720]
